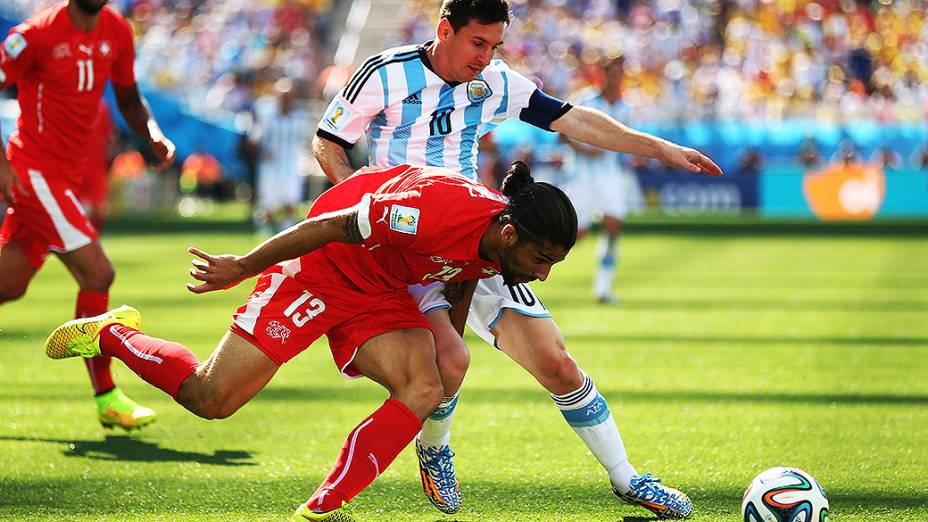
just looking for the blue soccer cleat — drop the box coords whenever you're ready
[415,437,461,514]
[613,472,693,519]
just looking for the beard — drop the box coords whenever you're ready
[74,0,109,15]
[499,244,527,286]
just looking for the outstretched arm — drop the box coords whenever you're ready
[550,105,723,176]
[186,208,365,294]
[112,82,175,169]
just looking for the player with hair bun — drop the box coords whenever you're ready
[45,162,576,521]
[313,0,720,517]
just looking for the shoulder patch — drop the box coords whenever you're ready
[322,102,351,132]
[3,33,28,59]
[389,204,420,235]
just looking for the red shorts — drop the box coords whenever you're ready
[78,167,109,211]
[229,263,431,377]
[0,156,98,269]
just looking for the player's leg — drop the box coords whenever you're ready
[57,238,157,429]
[254,164,276,236]
[296,328,442,517]
[0,241,38,303]
[407,284,467,513]
[45,306,278,419]
[175,331,279,419]
[422,309,468,443]
[593,213,621,304]
[490,309,692,519]
[592,171,626,304]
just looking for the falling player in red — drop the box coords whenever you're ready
[0,0,175,430]
[45,162,577,521]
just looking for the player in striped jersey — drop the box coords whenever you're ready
[561,57,644,304]
[247,78,312,234]
[313,0,722,518]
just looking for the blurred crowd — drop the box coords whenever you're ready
[4,0,335,121]
[127,0,334,120]
[393,0,928,125]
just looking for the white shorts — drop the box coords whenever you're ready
[257,164,304,210]
[407,275,550,346]
[564,169,642,229]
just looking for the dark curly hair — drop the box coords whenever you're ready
[498,161,577,251]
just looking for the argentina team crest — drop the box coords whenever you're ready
[389,204,420,235]
[466,79,492,103]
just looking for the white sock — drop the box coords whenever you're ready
[593,236,619,298]
[552,374,637,491]
[418,394,459,448]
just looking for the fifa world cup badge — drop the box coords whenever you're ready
[3,33,28,60]
[467,80,492,103]
[389,205,420,235]
[324,103,351,131]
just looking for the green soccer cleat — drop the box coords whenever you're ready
[95,386,156,431]
[291,503,356,521]
[45,305,141,360]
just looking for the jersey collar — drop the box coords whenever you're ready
[418,40,463,87]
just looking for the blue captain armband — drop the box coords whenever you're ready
[519,90,573,131]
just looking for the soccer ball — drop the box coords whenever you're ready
[742,467,829,522]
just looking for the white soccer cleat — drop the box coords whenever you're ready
[415,437,461,514]
[613,472,693,519]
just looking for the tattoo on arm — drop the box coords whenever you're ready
[342,212,365,244]
[443,282,468,307]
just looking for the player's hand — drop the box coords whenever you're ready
[0,161,25,204]
[657,141,723,177]
[186,247,247,294]
[150,136,176,170]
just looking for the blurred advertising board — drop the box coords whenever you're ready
[762,164,928,220]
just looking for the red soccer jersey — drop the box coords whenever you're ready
[300,164,507,294]
[0,4,135,182]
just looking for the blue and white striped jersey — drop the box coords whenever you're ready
[565,89,632,181]
[317,43,570,180]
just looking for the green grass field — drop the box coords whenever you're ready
[1,220,926,521]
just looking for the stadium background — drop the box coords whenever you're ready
[0,2,927,521]
[1,0,926,220]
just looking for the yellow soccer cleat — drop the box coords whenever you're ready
[291,502,356,521]
[95,386,157,431]
[45,305,141,360]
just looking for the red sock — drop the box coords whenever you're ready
[76,291,115,394]
[306,399,422,512]
[99,324,200,399]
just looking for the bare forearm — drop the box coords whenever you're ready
[551,106,666,158]
[117,93,164,143]
[239,212,361,276]
[445,280,477,336]
[313,135,355,184]
[552,106,724,176]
